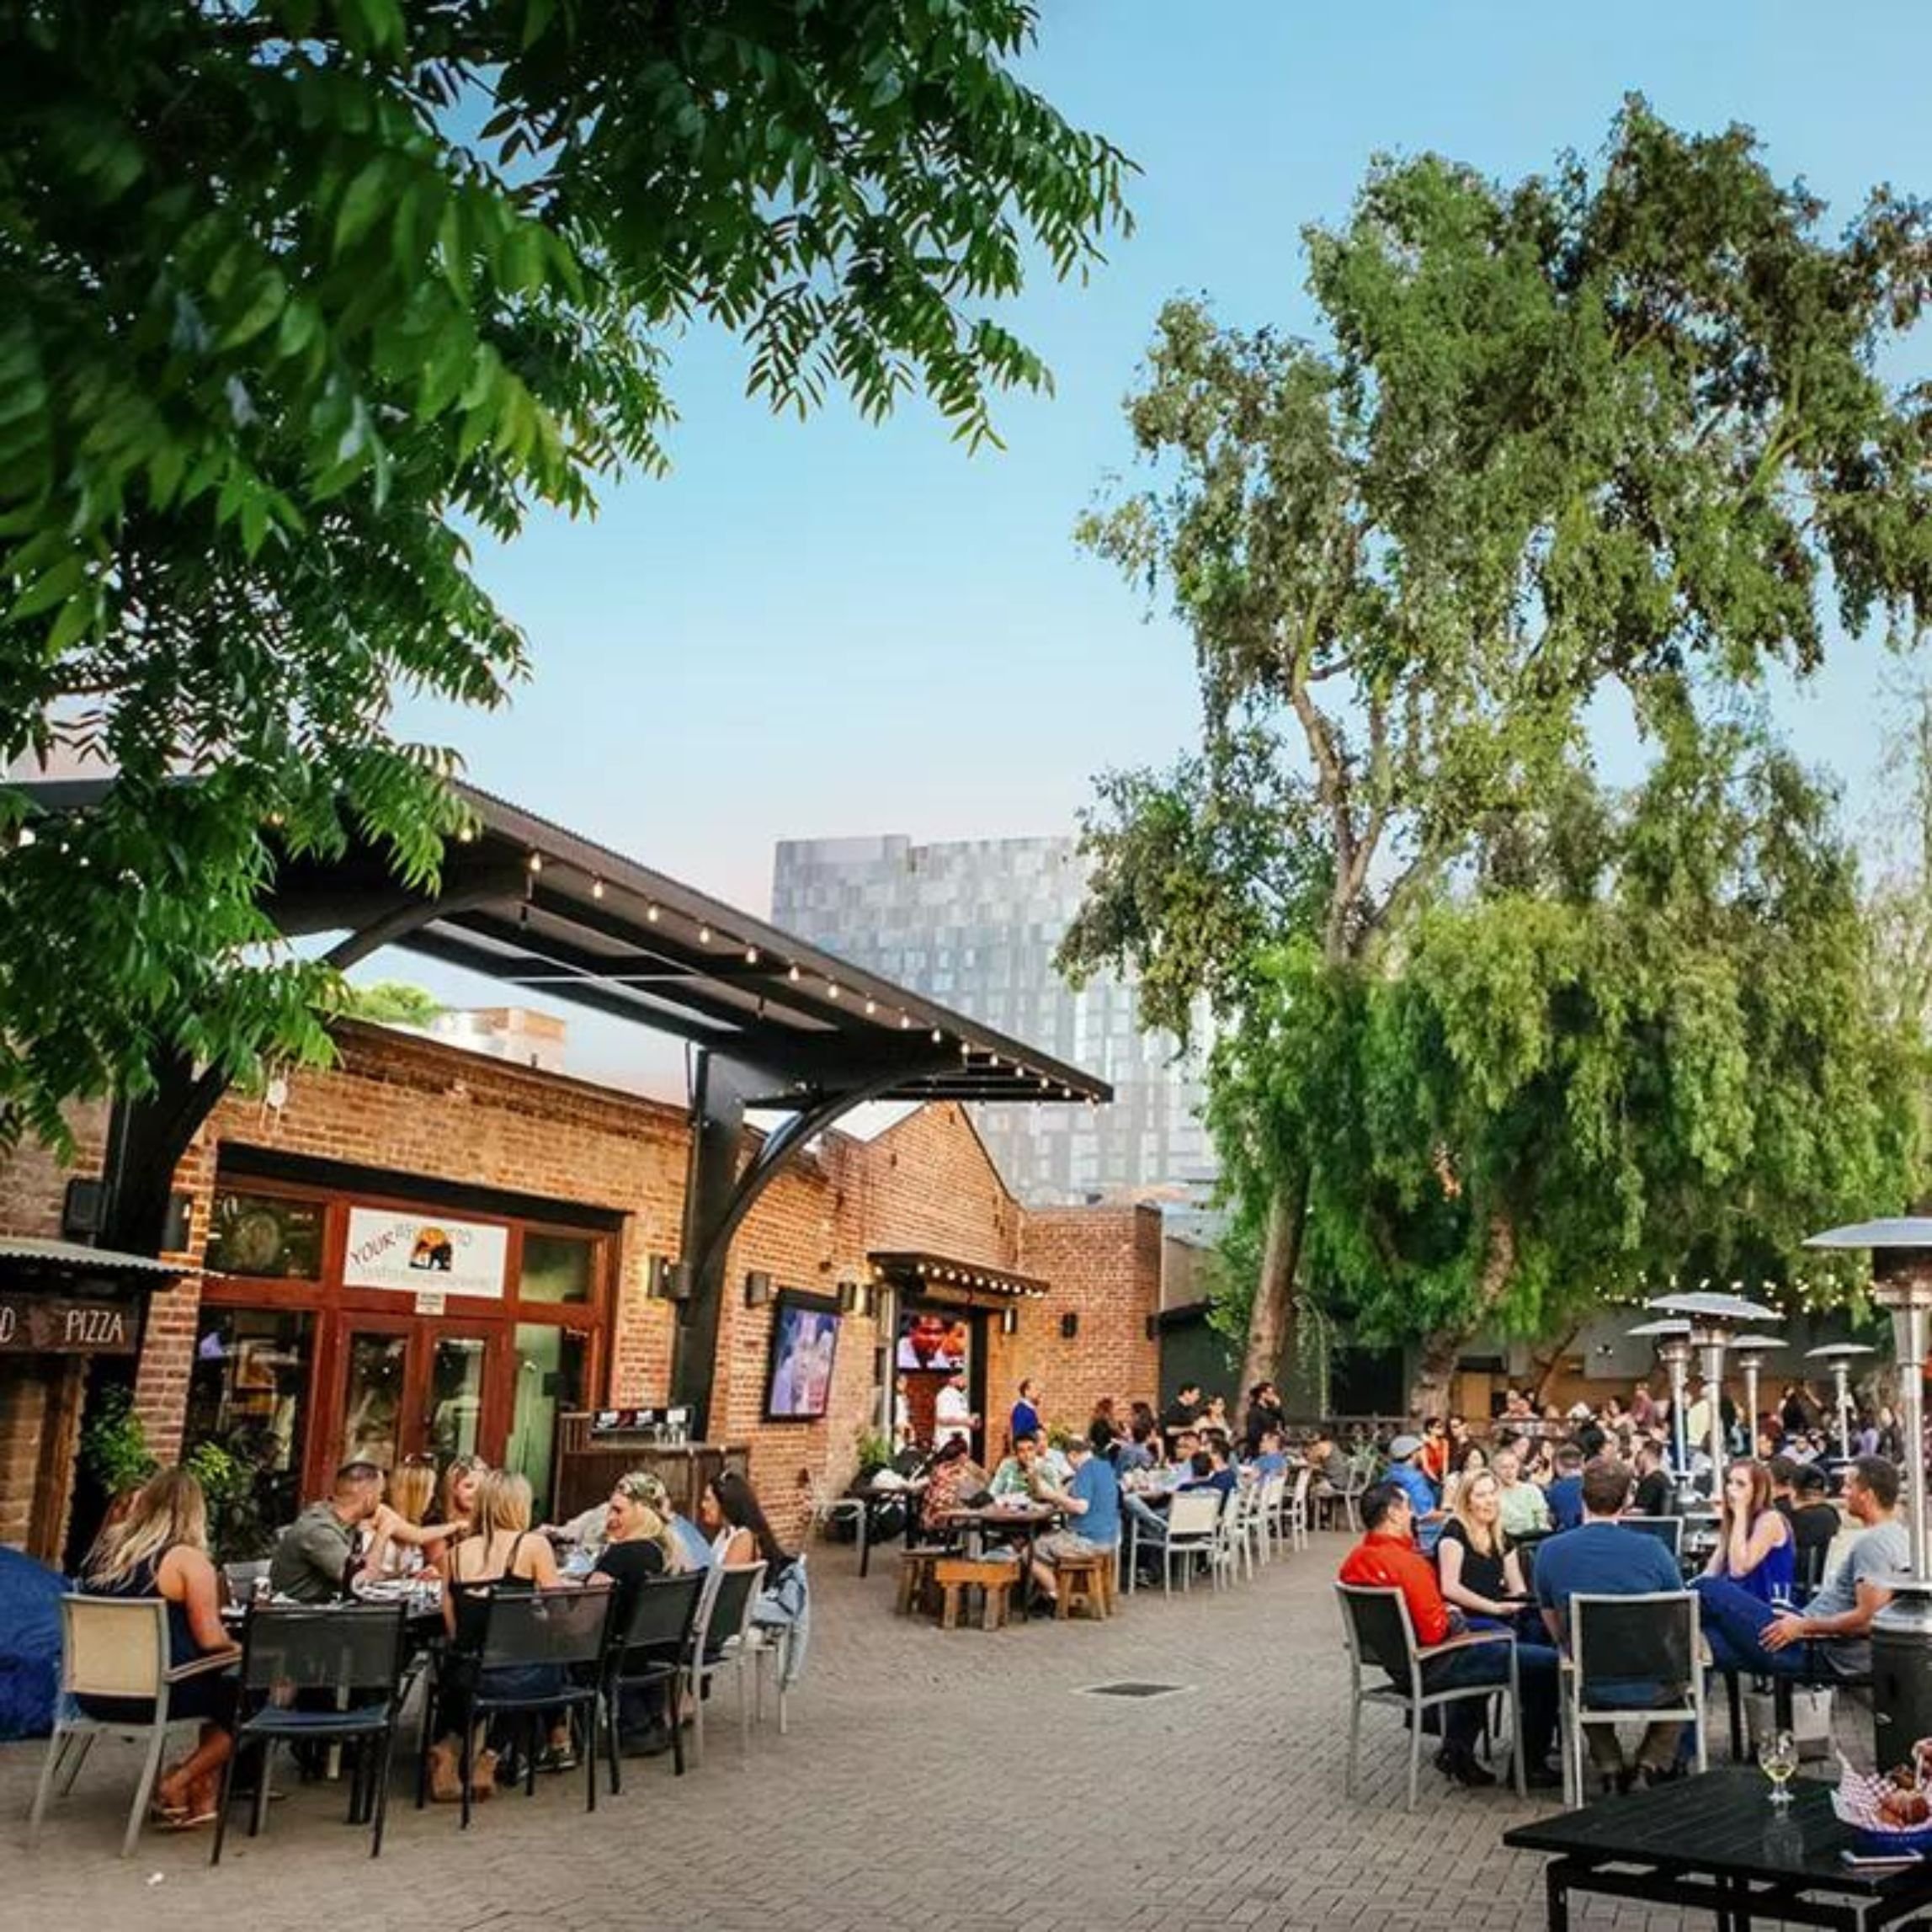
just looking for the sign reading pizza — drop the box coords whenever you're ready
[0,1294,139,1355]
[342,1207,508,1301]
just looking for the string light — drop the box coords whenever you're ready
[591,878,605,900]
[827,981,841,1000]
[647,903,660,923]
[14,827,32,848]
[697,923,711,945]
[864,998,876,1016]
[898,1011,911,1029]
[931,1027,943,1045]
[788,964,802,984]
[526,852,543,874]
[744,945,759,966]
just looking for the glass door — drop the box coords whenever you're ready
[328,1317,505,1477]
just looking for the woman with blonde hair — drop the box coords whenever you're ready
[595,1472,681,1754]
[79,1466,239,1828]
[1434,1468,1532,1626]
[430,1470,598,1800]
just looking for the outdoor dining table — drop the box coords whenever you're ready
[1504,1765,1932,1931]
[939,1503,1061,1613]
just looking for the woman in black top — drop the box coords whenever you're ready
[594,1473,679,1751]
[1435,1470,1531,1629]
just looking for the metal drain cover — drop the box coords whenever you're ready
[1079,1680,1190,1700]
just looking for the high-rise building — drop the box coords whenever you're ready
[771,833,1215,1204]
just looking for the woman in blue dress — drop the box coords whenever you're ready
[1703,1458,1796,1603]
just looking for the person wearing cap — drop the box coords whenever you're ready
[269,1460,389,1604]
[1383,1433,1442,1525]
[1339,1479,1560,1789]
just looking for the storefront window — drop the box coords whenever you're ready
[341,1329,407,1469]
[205,1190,325,1280]
[185,1307,312,1550]
[519,1232,594,1304]
[507,1324,586,1512]
[426,1334,487,1462]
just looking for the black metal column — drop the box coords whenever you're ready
[670,1050,759,1434]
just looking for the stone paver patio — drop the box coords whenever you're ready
[0,1530,1818,1929]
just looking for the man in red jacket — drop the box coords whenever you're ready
[1339,1481,1560,1789]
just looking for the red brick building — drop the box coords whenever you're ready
[0,1021,1161,1560]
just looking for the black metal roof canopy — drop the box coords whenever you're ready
[870,1251,1051,1304]
[17,777,1110,1435]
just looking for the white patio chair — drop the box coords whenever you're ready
[684,1561,767,1764]
[806,1473,866,1551]
[1158,1488,1226,1594]
[1255,1472,1288,1562]
[29,1596,236,1858]
[1280,1466,1312,1551]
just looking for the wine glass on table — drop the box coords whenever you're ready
[1759,1727,1798,1807]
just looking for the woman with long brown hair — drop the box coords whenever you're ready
[79,1466,239,1828]
[1704,1457,1796,1603]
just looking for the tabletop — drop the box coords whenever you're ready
[1504,1768,1932,1902]
[942,1503,1060,1526]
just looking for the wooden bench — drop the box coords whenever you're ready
[1054,1551,1113,1621]
[934,1557,1018,1631]
[895,1547,948,1616]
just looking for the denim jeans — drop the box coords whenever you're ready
[1422,1638,1559,1765]
[1695,1574,1810,1679]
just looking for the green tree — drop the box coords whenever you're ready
[338,978,442,1026]
[0,0,1131,1149]
[1063,101,1932,1393]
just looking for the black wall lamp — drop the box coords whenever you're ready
[743,1269,773,1308]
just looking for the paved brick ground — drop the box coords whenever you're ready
[0,1530,1823,1929]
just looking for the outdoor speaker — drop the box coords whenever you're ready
[649,1255,690,1301]
[743,1269,773,1307]
[1060,1312,1079,1340]
[61,1178,105,1237]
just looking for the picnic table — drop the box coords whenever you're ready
[1504,1765,1932,1930]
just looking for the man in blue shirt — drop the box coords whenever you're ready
[1030,1439,1120,1609]
[1535,1457,1690,1791]
[1544,1445,1587,1533]
[1383,1434,1444,1552]
[1009,1379,1041,1452]
[1182,1444,1237,1498]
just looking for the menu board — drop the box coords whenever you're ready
[343,1206,509,1300]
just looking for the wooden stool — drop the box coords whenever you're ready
[934,1557,1017,1631]
[1055,1552,1110,1621]
[896,1547,945,1616]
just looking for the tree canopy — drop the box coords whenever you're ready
[1063,100,1932,1390]
[0,0,1130,1147]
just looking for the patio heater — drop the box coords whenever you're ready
[1627,1318,1694,1491]
[1806,1341,1876,1463]
[1806,1218,1932,1759]
[1647,1290,1780,1495]
[1728,1333,1785,1454]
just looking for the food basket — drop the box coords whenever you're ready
[1833,1754,1932,1854]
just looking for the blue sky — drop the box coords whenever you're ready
[381,1,1932,1083]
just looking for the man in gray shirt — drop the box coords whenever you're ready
[1696,1455,1907,1679]
[269,1461,385,1603]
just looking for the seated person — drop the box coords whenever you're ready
[920,1436,989,1533]
[269,1460,386,1603]
[1492,1449,1551,1539]
[360,1464,465,1582]
[1307,1431,1349,1501]
[1114,1418,1159,1475]
[1543,1445,1587,1533]
[1787,1462,1842,1577]
[77,1467,240,1828]
[990,1433,1047,1500]
[1536,1457,1691,1791]
[1182,1443,1237,1498]
[595,1473,681,1756]
[1696,1455,1905,1682]
[703,1469,796,1582]
[432,1470,594,1801]
[1339,1481,1559,1790]
[1702,1458,1793,1604]
[1029,1439,1121,1609]
[1435,1470,1532,1630]
[1249,1427,1290,1482]
[1631,1437,1675,1519]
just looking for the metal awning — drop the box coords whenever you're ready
[13,778,1110,1110]
[870,1251,1051,1302]
[0,1236,197,1279]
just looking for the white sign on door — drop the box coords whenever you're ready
[343,1206,509,1301]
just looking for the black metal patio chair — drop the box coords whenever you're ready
[599,1567,706,1792]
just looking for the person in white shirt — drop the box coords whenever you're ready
[934,1371,976,1450]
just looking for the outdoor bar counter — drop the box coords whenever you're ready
[551,1411,749,1521]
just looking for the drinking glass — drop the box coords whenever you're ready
[1759,1728,1799,1806]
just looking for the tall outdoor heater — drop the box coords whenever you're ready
[1807,1342,1876,1463]
[1628,1318,1694,1488]
[1647,1290,1780,1492]
[1806,1218,1932,1759]
[1729,1333,1785,1453]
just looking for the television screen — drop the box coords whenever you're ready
[765,1294,842,1421]
[896,1309,970,1373]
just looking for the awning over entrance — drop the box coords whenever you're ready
[870,1250,1050,1307]
[0,1237,189,1359]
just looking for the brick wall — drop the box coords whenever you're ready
[0,1032,1153,1551]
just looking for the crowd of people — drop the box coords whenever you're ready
[1336,1375,1913,1796]
[67,1451,803,1826]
